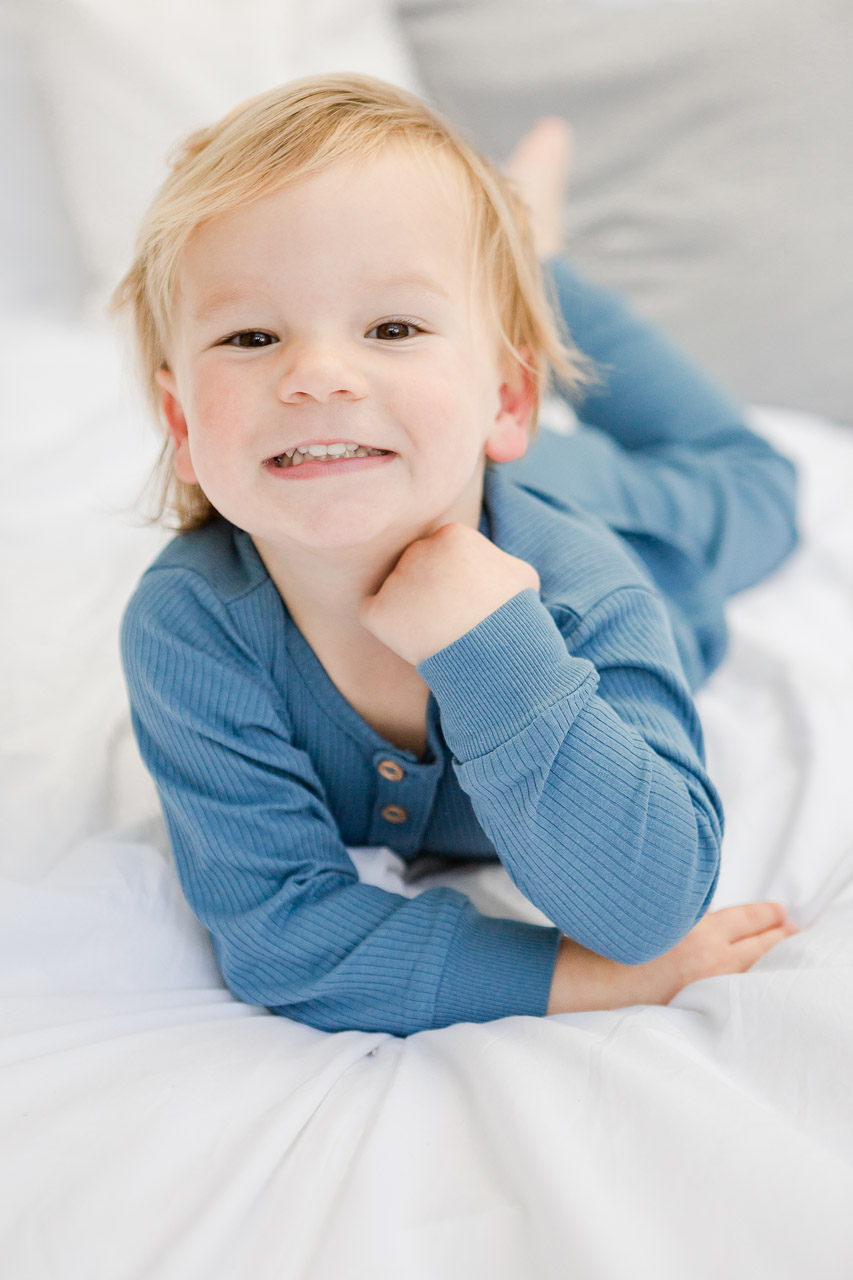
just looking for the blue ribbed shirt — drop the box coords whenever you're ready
[120,260,797,1036]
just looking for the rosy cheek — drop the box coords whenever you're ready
[194,379,246,437]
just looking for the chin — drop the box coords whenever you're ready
[290,511,405,551]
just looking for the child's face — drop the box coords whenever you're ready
[156,144,533,553]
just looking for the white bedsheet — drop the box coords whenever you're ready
[1,316,852,1278]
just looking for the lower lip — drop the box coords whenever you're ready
[263,452,396,481]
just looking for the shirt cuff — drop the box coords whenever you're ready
[431,903,563,1028]
[417,588,597,761]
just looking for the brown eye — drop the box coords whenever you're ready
[368,321,421,341]
[224,331,277,348]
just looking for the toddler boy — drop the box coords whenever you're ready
[117,75,799,1035]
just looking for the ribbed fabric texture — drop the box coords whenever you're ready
[120,259,798,1036]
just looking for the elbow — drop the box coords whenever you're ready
[611,911,708,967]
[211,927,411,1036]
[608,904,712,966]
[607,832,722,966]
[210,924,302,1012]
[216,951,281,1010]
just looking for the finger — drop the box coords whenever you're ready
[731,922,798,972]
[713,901,788,942]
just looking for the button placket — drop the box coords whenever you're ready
[368,748,440,852]
[375,755,410,826]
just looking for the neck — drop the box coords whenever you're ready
[257,536,406,641]
[252,483,487,648]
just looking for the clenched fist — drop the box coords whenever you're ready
[359,522,541,666]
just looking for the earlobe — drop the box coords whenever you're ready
[484,349,537,464]
[485,417,529,464]
[155,367,198,486]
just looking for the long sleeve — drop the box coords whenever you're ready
[502,258,799,683]
[121,568,562,1037]
[417,584,724,965]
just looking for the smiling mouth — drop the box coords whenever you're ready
[267,443,391,468]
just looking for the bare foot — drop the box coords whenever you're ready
[504,116,574,259]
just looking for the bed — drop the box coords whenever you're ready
[2,3,853,1277]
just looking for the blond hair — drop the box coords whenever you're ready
[111,73,592,532]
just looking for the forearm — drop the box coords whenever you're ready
[160,788,562,1035]
[547,935,642,1014]
[547,930,687,1013]
[419,588,722,965]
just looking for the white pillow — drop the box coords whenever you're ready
[0,312,168,877]
[31,0,423,309]
[0,0,86,313]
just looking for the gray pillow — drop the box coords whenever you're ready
[398,0,853,423]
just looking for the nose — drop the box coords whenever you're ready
[276,340,368,405]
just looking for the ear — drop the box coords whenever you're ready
[155,367,199,485]
[484,347,536,464]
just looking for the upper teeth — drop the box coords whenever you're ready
[271,441,388,467]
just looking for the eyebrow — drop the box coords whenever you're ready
[191,273,451,323]
[191,292,258,323]
[367,273,451,300]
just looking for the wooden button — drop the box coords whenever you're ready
[380,804,408,824]
[377,759,405,782]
